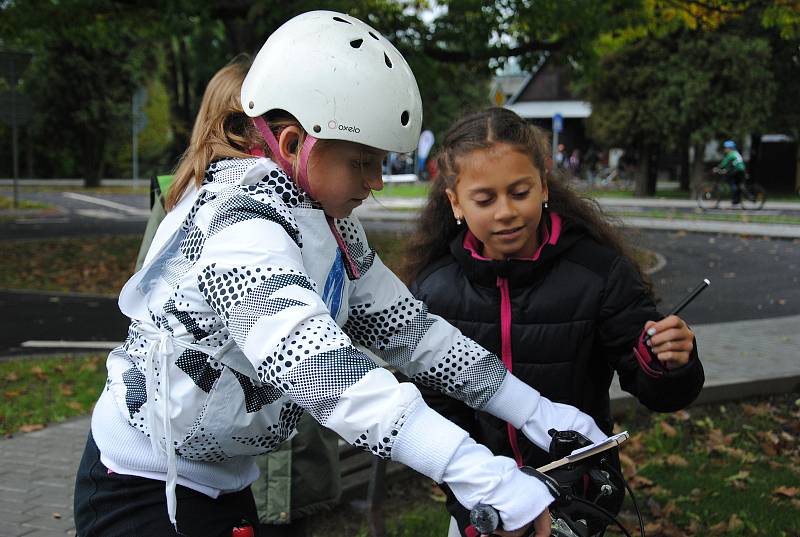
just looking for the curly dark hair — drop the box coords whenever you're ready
[402,107,652,297]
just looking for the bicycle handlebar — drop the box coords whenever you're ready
[468,431,637,537]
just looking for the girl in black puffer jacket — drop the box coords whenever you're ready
[404,107,704,537]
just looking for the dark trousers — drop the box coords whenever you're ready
[727,170,746,204]
[74,432,259,537]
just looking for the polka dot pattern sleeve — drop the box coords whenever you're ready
[191,187,445,460]
[343,253,508,411]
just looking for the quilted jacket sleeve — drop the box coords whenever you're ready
[597,255,704,412]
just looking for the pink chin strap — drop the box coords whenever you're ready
[251,116,361,279]
[252,116,317,197]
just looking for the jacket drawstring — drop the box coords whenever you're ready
[145,330,180,529]
[143,326,236,530]
[496,276,524,467]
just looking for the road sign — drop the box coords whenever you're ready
[0,91,33,126]
[0,50,32,84]
[552,113,563,134]
[132,87,148,135]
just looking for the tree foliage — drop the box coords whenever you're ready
[588,31,775,150]
[582,0,795,194]
[0,0,652,182]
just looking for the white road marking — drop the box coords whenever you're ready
[63,192,150,216]
[75,209,129,220]
[21,340,121,349]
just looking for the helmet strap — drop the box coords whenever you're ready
[252,116,318,200]
[252,117,360,278]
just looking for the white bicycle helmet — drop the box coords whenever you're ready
[241,10,422,154]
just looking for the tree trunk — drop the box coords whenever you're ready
[690,142,706,197]
[26,126,34,179]
[81,134,106,188]
[635,146,658,197]
[679,138,690,191]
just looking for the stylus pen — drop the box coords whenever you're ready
[646,278,710,344]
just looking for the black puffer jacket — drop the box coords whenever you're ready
[411,214,704,468]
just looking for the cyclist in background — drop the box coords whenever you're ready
[713,140,747,206]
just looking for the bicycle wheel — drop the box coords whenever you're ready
[696,182,720,210]
[741,182,766,210]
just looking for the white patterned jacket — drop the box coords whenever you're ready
[91,157,530,500]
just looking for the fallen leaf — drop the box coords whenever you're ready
[727,513,744,531]
[659,421,678,438]
[744,403,772,417]
[773,486,800,498]
[671,409,691,421]
[665,454,689,467]
[709,520,728,534]
[726,470,750,481]
[4,372,19,382]
[3,390,22,399]
[629,475,654,489]
[662,500,681,517]
[66,401,83,411]
[30,366,48,381]
[60,387,74,397]
[52,512,61,519]
[643,521,662,533]
[18,423,45,433]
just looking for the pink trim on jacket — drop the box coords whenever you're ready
[462,213,562,261]
[462,213,562,467]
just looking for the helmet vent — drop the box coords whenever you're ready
[313,125,322,133]
[350,39,364,49]
[369,31,379,40]
[333,16,352,24]
[400,110,409,126]
[384,52,393,68]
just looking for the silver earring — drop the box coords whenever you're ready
[456,217,463,226]
[543,200,549,209]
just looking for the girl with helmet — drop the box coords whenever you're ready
[74,12,605,537]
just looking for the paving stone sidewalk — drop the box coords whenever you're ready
[2,313,799,536]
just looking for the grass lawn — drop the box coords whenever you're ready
[373,182,431,199]
[307,394,800,537]
[0,194,51,210]
[0,353,107,437]
[0,234,141,294]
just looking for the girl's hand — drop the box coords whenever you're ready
[482,509,551,537]
[644,315,694,369]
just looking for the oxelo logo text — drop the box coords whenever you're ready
[328,120,360,134]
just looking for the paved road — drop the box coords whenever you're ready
[0,189,148,240]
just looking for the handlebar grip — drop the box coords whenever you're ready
[470,503,500,535]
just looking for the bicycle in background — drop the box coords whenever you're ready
[696,169,766,210]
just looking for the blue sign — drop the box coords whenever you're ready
[552,113,563,134]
